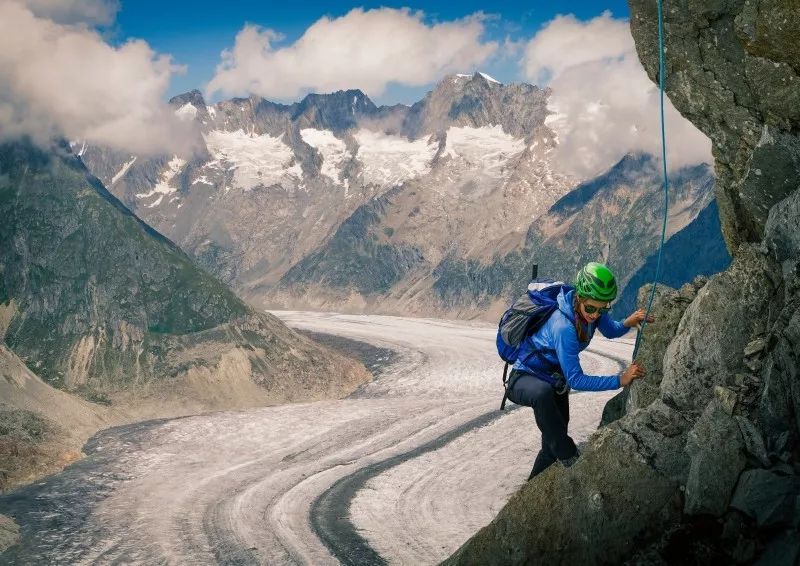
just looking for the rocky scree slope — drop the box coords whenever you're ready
[0,139,368,488]
[443,1,800,564]
[0,343,113,494]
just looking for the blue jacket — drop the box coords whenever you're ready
[512,287,629,391]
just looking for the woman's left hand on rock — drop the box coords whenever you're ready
[624,308,655,328]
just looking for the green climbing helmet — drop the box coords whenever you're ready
[575,262,617,302]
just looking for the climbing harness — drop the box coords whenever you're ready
[632,0,669,361]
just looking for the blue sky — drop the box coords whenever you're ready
[111,1,630,104]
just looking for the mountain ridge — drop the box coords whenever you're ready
[0,136,370,493]
[79,73,722,323]
[83,73,568,308]
[0,136,369,405]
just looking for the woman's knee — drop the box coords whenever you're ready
[509,374,553,407]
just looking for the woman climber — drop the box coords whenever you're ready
[506,262,654,480]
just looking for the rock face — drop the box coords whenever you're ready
[628,0,800,252]
[660,245,779,415]
[602,278,707,425]
[0,140,368,407]
[444,1,800,563]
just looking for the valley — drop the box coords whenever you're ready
[0,312,630,565]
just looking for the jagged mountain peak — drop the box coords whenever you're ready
[165,76,548,139]
[401,73,549,139]
[547,152,658,216]
[169,89,206,108]
[297,88,374,108]
[432,71,539,98]
[292,89,378,132]
[448,71,503,88]
[476,71,501,84]
[169,89,211,123]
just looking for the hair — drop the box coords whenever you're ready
[573,295,589,342]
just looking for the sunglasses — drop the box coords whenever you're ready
[582,304,611,315]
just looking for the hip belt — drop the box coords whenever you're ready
[510,368,571,396]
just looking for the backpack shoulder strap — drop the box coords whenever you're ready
[500,363,510,410]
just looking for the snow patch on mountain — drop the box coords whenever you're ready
[69,140,89,156]
[442,126,526,178]
[300,128,350,186]
[453,72,500,84]
[354,130,437,188]
[204,129,300,191]
[478,72,501,84]
[543,102,566,144]
[111,156,137,186]
[135,156,185,207]
[192,175,212,186]
[175,103,198,121]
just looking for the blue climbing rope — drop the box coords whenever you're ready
[632,0,669,361]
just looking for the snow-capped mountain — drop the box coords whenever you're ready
[80,74,570,296]
[79,73,718,317]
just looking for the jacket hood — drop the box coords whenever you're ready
[557,287,576,322]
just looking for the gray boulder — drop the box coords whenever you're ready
[683,401,746,516]
[661,245,779,416]
[731,469,800,528]
[629,279,706,412]
[617,399,692,483]
[599,387,628,428]
[759,293,800,440]
[735,416,772,468]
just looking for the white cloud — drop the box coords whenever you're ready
[0,1,201,156]
[21,0,119,25]
[207,8,498,100]
[496,35,525,61]
[523,12,712,179]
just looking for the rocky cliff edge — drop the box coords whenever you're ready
[444,1,800,563]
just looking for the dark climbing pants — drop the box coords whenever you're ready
[506,370,577,479]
